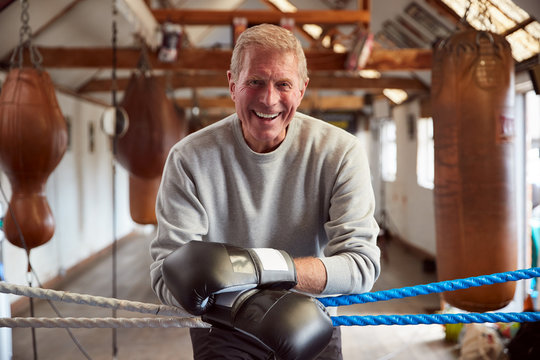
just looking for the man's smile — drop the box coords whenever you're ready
[254,111,280,120]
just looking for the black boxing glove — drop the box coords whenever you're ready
[162,241,297,315]
[202,289,333,360]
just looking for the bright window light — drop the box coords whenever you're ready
[486,5,516,32]
[417,117,434,189]
[333,43,347,53]
[526,91,540,186]
[303,24,323,39]
[268,0,297,13]
[525,21,540,40]
[381,120,397,182]
[321,35,331,47]
[383,89,408,104]
[440,0,532,33]
[358,70,381,79]
[506,29,540,62]
[490,0,529,23]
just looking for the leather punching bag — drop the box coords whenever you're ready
[431,30,516,312]
[0,68,68,251]
[117,72,185,224]
[128,175,161,225]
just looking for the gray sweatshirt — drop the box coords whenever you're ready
[150,112,380,307]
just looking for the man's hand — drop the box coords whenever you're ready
[162,241,297,315]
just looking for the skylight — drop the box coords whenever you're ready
[440,0,540,62]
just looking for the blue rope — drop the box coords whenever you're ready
[331,311,540,327]
[320,268,540,326]
[319,267,540,307]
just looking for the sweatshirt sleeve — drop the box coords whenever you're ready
[149,146,208,307]
[318,141,381,295]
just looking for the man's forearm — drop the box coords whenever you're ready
[293,257,327,294]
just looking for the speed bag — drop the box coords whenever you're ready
[431,30,517,312]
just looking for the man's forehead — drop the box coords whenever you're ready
[241,46,296,64]
[244,72,295,81]
[239,51,299,79]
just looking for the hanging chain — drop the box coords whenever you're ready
[9,0,43,69]
[111,0,118,108]
[111,1,119,358]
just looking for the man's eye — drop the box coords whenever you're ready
[278,82,292,90]
[249,80,262,86]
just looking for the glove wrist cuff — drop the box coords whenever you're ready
[249,248,297,288]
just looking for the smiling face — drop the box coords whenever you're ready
[228,46,308,153]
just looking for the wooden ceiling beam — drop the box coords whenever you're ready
[502,18,535,37]
[308,74,427,91]
[77,71,427,93]
[17,47,432,72]
[367,47,432,71]
[28,47,231,70]
[150,9,370,26]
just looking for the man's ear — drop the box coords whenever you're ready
[227,71,236,102]
[299,78,309,100]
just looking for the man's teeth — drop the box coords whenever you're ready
[255,111,279,119]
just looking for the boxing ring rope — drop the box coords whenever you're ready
[318,267,540,307]
[0,267,539,329]
[0,281,191,317]
[332,312,540,327]
[0,317,209,329]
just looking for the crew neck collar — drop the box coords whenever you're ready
[232,113,298,162]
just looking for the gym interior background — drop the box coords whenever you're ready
[0,0,539,359]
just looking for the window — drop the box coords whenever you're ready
[525,90,540,298]
[381,119,397,182]
[417,117,434,189]
[527,91,540,206]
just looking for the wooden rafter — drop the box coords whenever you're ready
[9,46,432,72]
[502,18,535,37]
[77,70,427,93]
[150,9,369,26]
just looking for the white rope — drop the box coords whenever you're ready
[0,317,210,329]
[0,281,190,317]
[0,281,211,329]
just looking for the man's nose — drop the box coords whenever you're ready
[260,84,279,106]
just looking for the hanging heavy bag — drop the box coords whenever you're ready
[0,67,68,252]
[116,71,186,224]
[431,29,517,312]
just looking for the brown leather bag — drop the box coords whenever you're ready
[117,72,186,224]
[0,68,67,252]
[431,30,517,311]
